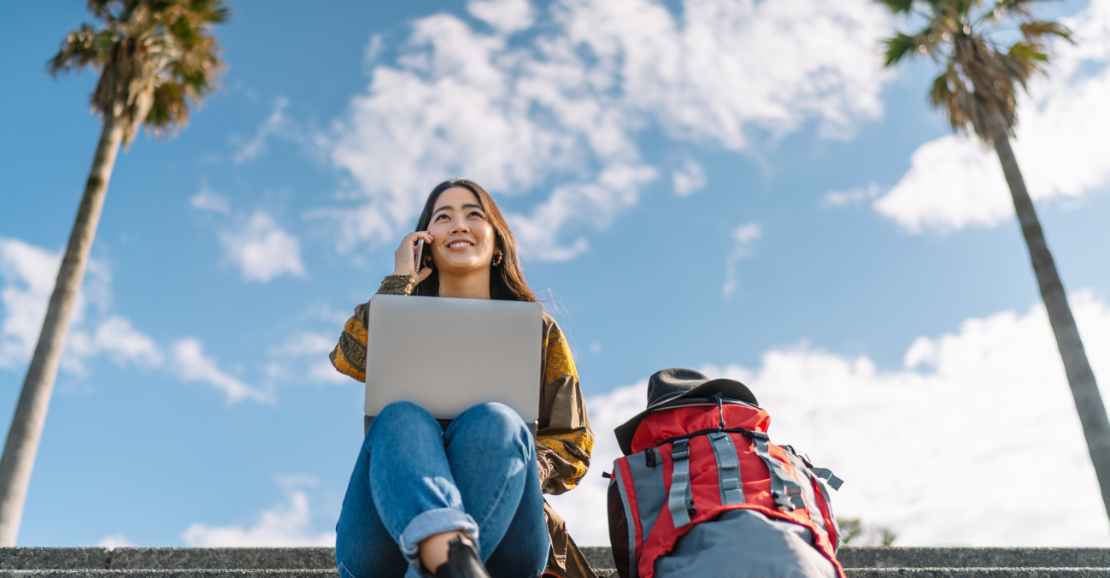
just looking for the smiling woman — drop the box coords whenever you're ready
[328,178,596,578]
[408,180,536,302]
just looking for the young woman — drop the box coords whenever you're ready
[329,179,596,578]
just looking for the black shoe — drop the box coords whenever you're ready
[433,535,491,578]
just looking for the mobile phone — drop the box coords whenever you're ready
[414,238,424,273]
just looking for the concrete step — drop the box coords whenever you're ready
[839,548,1110,569]
[846,571,1110,578]
[0,549,336,571]
[2,569,1110,578]
[587,547,1110,571]
[5,547,1110,577]
[0,568,337,572]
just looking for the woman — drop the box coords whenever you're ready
[330,179,596,578]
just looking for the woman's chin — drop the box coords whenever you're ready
[436,260,490,276]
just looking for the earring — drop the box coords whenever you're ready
[492,252,504,267]
[423,256,434,269]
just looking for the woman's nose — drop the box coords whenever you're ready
[451,220,469,234]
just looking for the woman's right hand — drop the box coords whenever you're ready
[393,231,435,284]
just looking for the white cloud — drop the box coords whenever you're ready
[468,0,536,35]
[191,187,231,215]
[321,0,890,259]
[548,290,1110,546]
[873,0,1110,233]
[96,534,135,548]
[233,97,295,164]
[276,332,335,357]
[0,235,288,403]
[822,182,881,208]
[182,477,335,547]
[220,211,307,283]
[0,236,129,374]
[170,338,274,404]
[272,332,349,385]
[722,222,761,299]
[68,316,163,370]
[0,237,61,368]
[671,159,706,197]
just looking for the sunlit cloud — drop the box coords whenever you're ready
[170,338,274,405]
[722,222,761,300]
[318,0,892,260]
[672,159,707,197]
[182,476,335,547]
[220,211,307,283]
[548,290,1110,546]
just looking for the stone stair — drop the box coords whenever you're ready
[2,547,1109,577]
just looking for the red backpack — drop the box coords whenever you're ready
[606,396,844,578]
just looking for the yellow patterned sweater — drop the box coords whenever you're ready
[330,275,598,578]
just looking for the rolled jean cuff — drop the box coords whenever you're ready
[398,507,480,564]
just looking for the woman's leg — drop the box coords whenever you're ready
[368,402,481,576]
[335,424,408,578]
[445,403,550,578]
[482,456,549,578]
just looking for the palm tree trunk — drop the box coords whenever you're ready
[994,130,1110,523]
[0,112,124,546]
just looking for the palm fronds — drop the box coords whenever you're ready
[47,0,230,145]
[876,0,1069,143]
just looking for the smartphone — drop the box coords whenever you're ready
[414,238,424,273]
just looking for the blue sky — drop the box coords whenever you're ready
[2,0,1110,548]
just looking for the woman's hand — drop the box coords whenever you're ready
[393,231,435,284]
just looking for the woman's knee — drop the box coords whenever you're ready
[460,402,527,432]
[449,402,531,453]
[374,400,437,430]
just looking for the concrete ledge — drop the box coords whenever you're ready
[579,547,615,573]
[0,550,111,570]
[846,570,1110,578]
[5,547,1109,575]
[839,549,1110,569]
[0,571,337,578]
[109,550,335,570]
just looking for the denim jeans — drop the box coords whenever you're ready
[336,401,550,578]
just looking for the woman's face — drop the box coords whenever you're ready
[426,187,497,276]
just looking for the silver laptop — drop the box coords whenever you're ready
[364,294,543,426]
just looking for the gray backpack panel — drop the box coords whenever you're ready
[653,509,838,578]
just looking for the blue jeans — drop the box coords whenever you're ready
[336,401,550,578]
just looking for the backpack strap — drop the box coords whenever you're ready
[811,467,844,490]
[784,453,831,542]
[751,436,805,511]
[666,439,695,528]
[810,467,842,550]
[611,466,639,578]
[708,432,745,505]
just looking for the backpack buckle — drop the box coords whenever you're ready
[671,439,690,461]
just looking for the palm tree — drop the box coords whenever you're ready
[878,0,1110,523]
[0,0,229,545]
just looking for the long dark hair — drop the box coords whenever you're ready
[411,178,538,303]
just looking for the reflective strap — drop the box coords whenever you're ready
[667,439,693,528]
[708,432,745,505]
[613,467,639,578]
[811,470,841,550]
[786,454,829,541]
[812,467,844,491]
[752,437,804,511]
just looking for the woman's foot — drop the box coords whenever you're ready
[433,535,491,578]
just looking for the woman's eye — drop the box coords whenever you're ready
[469,211,484,219]
[434,214,448,221]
